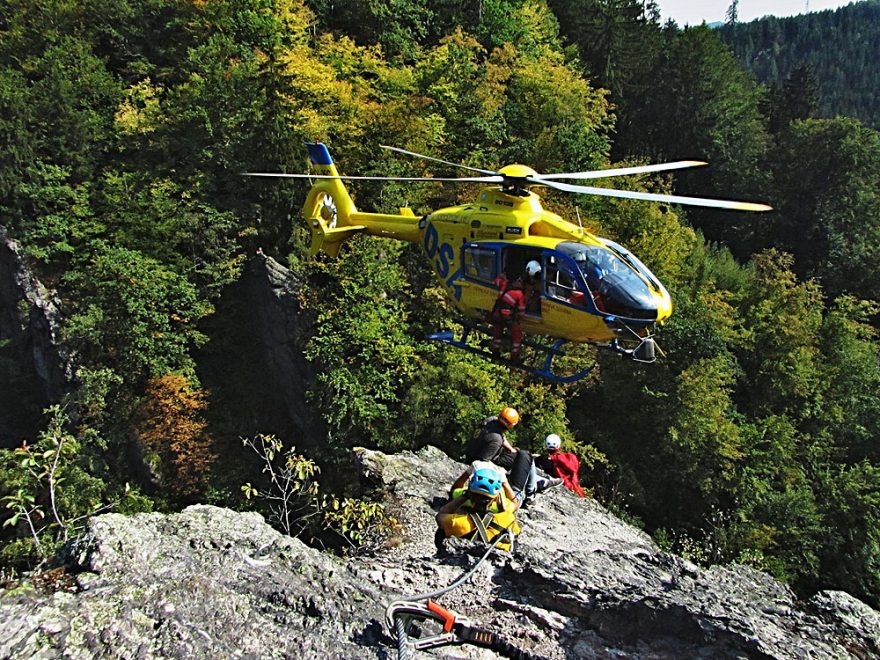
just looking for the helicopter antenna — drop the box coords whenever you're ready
[575,206,584,235]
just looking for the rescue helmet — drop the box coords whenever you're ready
[525,260,542,278]
[469,468,503,498]
[545,434,562,450]
[498,407,520,429]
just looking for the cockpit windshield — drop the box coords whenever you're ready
[556,242,657,320]
[599,239,661,289]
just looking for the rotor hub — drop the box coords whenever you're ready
[497,164,538,195]
[498,164,538,179]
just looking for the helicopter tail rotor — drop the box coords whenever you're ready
[299,144,365,256]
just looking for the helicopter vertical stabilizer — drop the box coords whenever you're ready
[301,143,423,256]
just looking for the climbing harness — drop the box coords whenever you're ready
[385,529,547,660]
[470,510,518,551]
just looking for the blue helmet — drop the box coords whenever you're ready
[469,468,503,498]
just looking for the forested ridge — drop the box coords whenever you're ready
[1,0,879,610]
[718,0,880,129]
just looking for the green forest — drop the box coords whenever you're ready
[719,0,880,130]
[1,0,879,608]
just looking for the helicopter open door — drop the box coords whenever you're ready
[500,246,543,318]
[459,243,546,320]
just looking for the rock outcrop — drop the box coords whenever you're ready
[196,253,323,448]
[2,446,878,659]
[0,226,71,447]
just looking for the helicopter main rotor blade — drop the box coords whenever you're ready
[242,172,503,183]
[536,160,707,181]
[379,145,499,176]
[540,179,773,212]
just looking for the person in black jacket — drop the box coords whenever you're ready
[465,407,520,469]
[458,407,561,503]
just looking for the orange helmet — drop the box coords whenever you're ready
[499,407,520,429]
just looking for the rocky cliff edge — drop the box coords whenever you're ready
[2,446,878,659]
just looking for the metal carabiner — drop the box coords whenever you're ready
[386,599,473,651]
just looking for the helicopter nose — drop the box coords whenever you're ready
[601,283,659,321]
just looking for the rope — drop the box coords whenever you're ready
[392,529,538,659]
[394,618,412,660]
[406,527,513,602]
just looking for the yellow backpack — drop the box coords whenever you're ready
[440,491,521,551]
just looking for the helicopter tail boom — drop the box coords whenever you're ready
[303,143,421,256]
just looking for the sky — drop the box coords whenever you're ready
[658,0,856,26]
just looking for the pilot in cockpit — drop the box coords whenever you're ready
[574,251,607,312]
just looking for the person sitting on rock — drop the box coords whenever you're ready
[461,407,561,504]
[448,451,533,507]
[435,467,521,554]
[535,433,586,497]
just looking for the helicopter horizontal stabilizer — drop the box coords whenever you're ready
[308,221,366,257]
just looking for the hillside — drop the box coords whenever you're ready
[3,447,878,659]
[718,0,880,128]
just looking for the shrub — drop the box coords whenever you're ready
[242,433,399,553]
[134,374,217,503]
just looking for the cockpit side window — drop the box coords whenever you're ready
[556,241,657,320]
[545,256,576,300]
[599,238,661,289]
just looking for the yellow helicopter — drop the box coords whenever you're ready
[246,143,770,383]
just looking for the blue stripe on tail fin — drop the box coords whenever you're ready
[306,142,333,166]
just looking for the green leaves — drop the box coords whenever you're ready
[240,433,396,551]
[770,118,880,301]
[304,236,420,446]
[0,406,108,565]
[64,245,212,385]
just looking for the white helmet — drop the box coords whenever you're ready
[545,433,562,450]
[526,260,542,278]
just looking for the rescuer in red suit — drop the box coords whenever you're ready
[490,260,541,362]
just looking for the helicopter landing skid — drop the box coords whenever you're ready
[426,324,598,385]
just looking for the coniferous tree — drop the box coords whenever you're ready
[725,0,739,25]
[720,1,880,129]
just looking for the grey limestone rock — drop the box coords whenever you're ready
[2,446,878,659]
[0,226,72,446]
[195,253,323,448]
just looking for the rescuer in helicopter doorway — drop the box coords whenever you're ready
[489,260,542,363]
